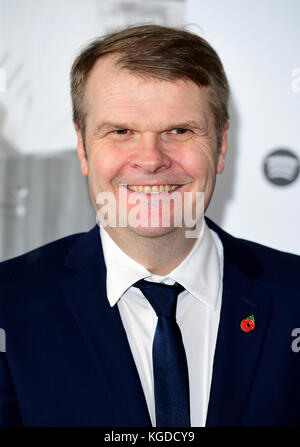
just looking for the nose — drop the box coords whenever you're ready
[129,133,172,173]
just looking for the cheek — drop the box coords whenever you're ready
[88,146,124,185]
[179,148,213,180]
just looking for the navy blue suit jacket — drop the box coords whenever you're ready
[0,217,300,427]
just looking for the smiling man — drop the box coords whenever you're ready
[0,25,300,427]
[76,51,227,270]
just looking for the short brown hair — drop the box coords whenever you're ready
[70,24,230,148]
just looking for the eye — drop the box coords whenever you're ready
[113,129,130,135]
[170,128,189,135]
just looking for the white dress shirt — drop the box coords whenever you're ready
[99,220,224,427]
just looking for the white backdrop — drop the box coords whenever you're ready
[0,0,299,257]
[186,0,300,254]
[0,0,184,153]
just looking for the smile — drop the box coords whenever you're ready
[126,185,181,194]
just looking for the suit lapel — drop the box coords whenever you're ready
[61,226,151,426]
[61,219,274,427]
[205,218,273,426]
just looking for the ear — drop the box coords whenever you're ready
[216,121,229,174]
[75,124,88,176]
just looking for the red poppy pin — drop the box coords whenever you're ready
[240,314,255,332]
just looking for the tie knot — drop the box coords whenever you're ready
[133,279,185,318]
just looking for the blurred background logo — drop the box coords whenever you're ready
[263,149,300,186]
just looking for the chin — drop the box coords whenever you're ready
[127,224,178,238]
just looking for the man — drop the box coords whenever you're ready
[0,24,299,427]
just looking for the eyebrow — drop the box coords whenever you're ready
[92,119,206,136]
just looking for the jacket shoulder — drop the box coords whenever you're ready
[239,236,300,287]
[0,232,85,283]
[240,236,300,266]
[206,216,300,285]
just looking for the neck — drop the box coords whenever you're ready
[103,226,199,275]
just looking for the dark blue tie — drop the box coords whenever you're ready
[134,279,191,427]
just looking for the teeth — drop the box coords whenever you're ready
[127,184,180,193]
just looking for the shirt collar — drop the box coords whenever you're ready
[99,220,222,310]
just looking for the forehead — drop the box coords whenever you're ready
[84,54,212,128]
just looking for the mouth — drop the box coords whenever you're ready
[125,184,183,194]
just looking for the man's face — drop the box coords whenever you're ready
[76,54,228,239]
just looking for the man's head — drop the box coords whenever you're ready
[71,24,230,152]
[70,25,230,240]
